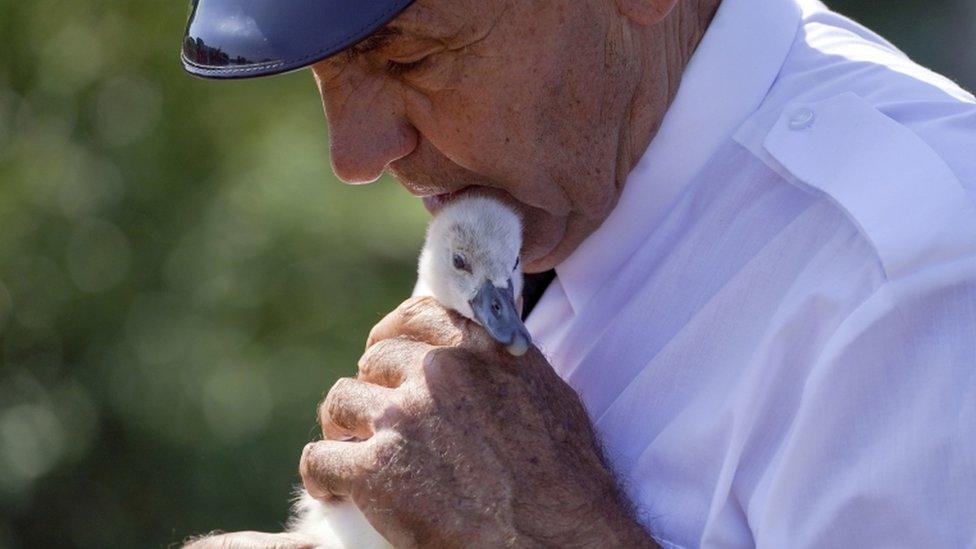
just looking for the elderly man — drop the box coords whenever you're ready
[182,0,976,546]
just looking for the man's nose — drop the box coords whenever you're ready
[312,66,419,184]
[329,116,418,184]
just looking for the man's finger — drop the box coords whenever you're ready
[366,296,469,349]
[319,377,394,440]
[299,440,369,499]
[357,336,434,387]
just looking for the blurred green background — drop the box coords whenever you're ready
[0,1,972,547]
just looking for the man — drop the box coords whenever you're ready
[182,0,976,546]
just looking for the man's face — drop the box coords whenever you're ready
[311,0,641,272]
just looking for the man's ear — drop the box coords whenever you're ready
[615,0,680,25]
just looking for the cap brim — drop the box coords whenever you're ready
[181,0,416,80]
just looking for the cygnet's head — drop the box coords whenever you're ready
[419,196,531,356]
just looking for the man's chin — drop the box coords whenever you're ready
[523,211,603,273]
[521,218,571,273]
[523,243,566,273]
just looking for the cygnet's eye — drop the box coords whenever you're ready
[513,257,520,271]
[452,253,471,273]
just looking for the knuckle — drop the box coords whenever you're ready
[366,431,407,474]
[299,443,317,477]
[399,295,438,316]
[371,403,405,431]
[362,336,410,365]
[365,319,388,348]
[330,376,356,395]
[398,296,445,329]
[358,338,396,373]
[299,443,349,497]
[359,336,432,384]
[316,397,329,425]
[457,323,491,350]
[366,297,437,347]
[322,377,354,421]
[422,347,451,378]
[422,347,468,387]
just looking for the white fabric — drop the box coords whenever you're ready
[524,0,976,546]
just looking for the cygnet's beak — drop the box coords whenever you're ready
[469,280,532,356]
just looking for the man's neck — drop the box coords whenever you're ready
[615,0,724,192]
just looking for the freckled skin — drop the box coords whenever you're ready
[312,0,719,273]
[307,298,653,547]
[187,1,723,547]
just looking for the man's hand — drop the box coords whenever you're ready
[299,296,656,547]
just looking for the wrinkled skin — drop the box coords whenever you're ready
[312,0,717,273]
[188,0,722,546]
[302,297,653,547]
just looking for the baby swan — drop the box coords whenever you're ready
[285,196,531,548]
[417,195,531,355]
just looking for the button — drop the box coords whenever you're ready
[788,108,815,130]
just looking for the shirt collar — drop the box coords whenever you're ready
[553,0,803,313]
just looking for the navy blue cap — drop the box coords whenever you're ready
[181,0,417,79]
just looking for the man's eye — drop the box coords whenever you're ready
[386,57,427,76]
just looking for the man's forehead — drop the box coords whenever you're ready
[386,0,500,40]
[333,0,490,61]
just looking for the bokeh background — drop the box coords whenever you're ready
[0,1,973,547]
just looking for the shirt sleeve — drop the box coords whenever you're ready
[752,258,976,548]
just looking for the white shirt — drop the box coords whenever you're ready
[524,0,976,546]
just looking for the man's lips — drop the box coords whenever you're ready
[422,186,475,214]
